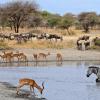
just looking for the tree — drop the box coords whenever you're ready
[0,7,8,30]
[78,12,98,32]
[2,1,38,33]
[58,13,76,34]
[27,14,43,28]
[47,14,61,28]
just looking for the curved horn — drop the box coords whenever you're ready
[42,82,44,90]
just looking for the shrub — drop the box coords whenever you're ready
[95,39,100,46]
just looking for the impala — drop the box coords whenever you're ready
[56,53,63,62]
[1,51,13,62]
[33,54,38,61]
[38,52,50,61]
[16,78,44,95]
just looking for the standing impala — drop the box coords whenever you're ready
[16,78,44,95]
[38,52,50,61]
[56,53,63,62]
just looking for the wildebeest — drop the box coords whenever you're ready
[87,66,100,82]
[77,35,90,50]
[46,34,63,42]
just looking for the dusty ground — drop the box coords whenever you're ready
[0,48,100,62]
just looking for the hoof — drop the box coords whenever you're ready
[96,79,100,82]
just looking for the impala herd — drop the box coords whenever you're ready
[0,50,63,63]
[0,50,63,97]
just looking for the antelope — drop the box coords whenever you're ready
[16,78,44,95]
[3,51,13,56]
[56,53,63,62]
[19,54,28,62]
[2,51,13,63]
[12,51,20,62]
[33,54,38,62]
[38,52,50,61]
[16,51,25,57]
[14,51,27,62]
[0,54,6,62]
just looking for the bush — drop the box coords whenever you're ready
[95,39,100,46]
[90,45,100,51]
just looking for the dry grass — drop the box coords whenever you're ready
[0,27,100,49]
[4,39,75,49]
[0,41,10,50]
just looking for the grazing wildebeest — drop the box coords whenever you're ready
[87,66,100,82]
[77,35,90,50]
[46,34,63,42]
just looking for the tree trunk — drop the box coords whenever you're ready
[66,28,70,35]
[16,26,19,33]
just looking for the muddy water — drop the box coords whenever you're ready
[0,61,100,100]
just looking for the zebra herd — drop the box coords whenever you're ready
[0,33,63,44]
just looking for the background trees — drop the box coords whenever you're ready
[0,1,38,33]
[0,0,100,33]
[57,13,76,34]
[78,12,98,32]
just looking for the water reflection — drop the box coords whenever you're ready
[0,61,100,100]
[0,61,100,67]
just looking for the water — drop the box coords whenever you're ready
[0,61,100,100]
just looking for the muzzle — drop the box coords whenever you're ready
[86,74,90,77]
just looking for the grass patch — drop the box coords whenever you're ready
[90,45,100,51]
[94,39,100,46]
[0,41,10,50]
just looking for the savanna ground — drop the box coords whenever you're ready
[0,27,100,61]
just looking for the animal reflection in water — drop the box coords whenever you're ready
[56,53,63,65]
[87,66,100,82]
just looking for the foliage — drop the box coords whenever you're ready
[0,1,38,33]
[94,39,100,46]
[0,1,100,33]
[78,12,98,32]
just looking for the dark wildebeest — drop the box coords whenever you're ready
[46,34,63,42]
[77,35,90,50]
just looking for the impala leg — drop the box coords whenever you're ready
[32,87,36,96]
[16,84,24,95]
[30,86,33,95]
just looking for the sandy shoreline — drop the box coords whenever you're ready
[0,48,100,62]
[10,48,100,61]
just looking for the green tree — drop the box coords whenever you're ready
[47,14,61,28]
[58,13,76,34]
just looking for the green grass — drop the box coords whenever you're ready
[90,45,100,51]
[95,39,100,46]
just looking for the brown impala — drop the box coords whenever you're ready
[16,78,44,95]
